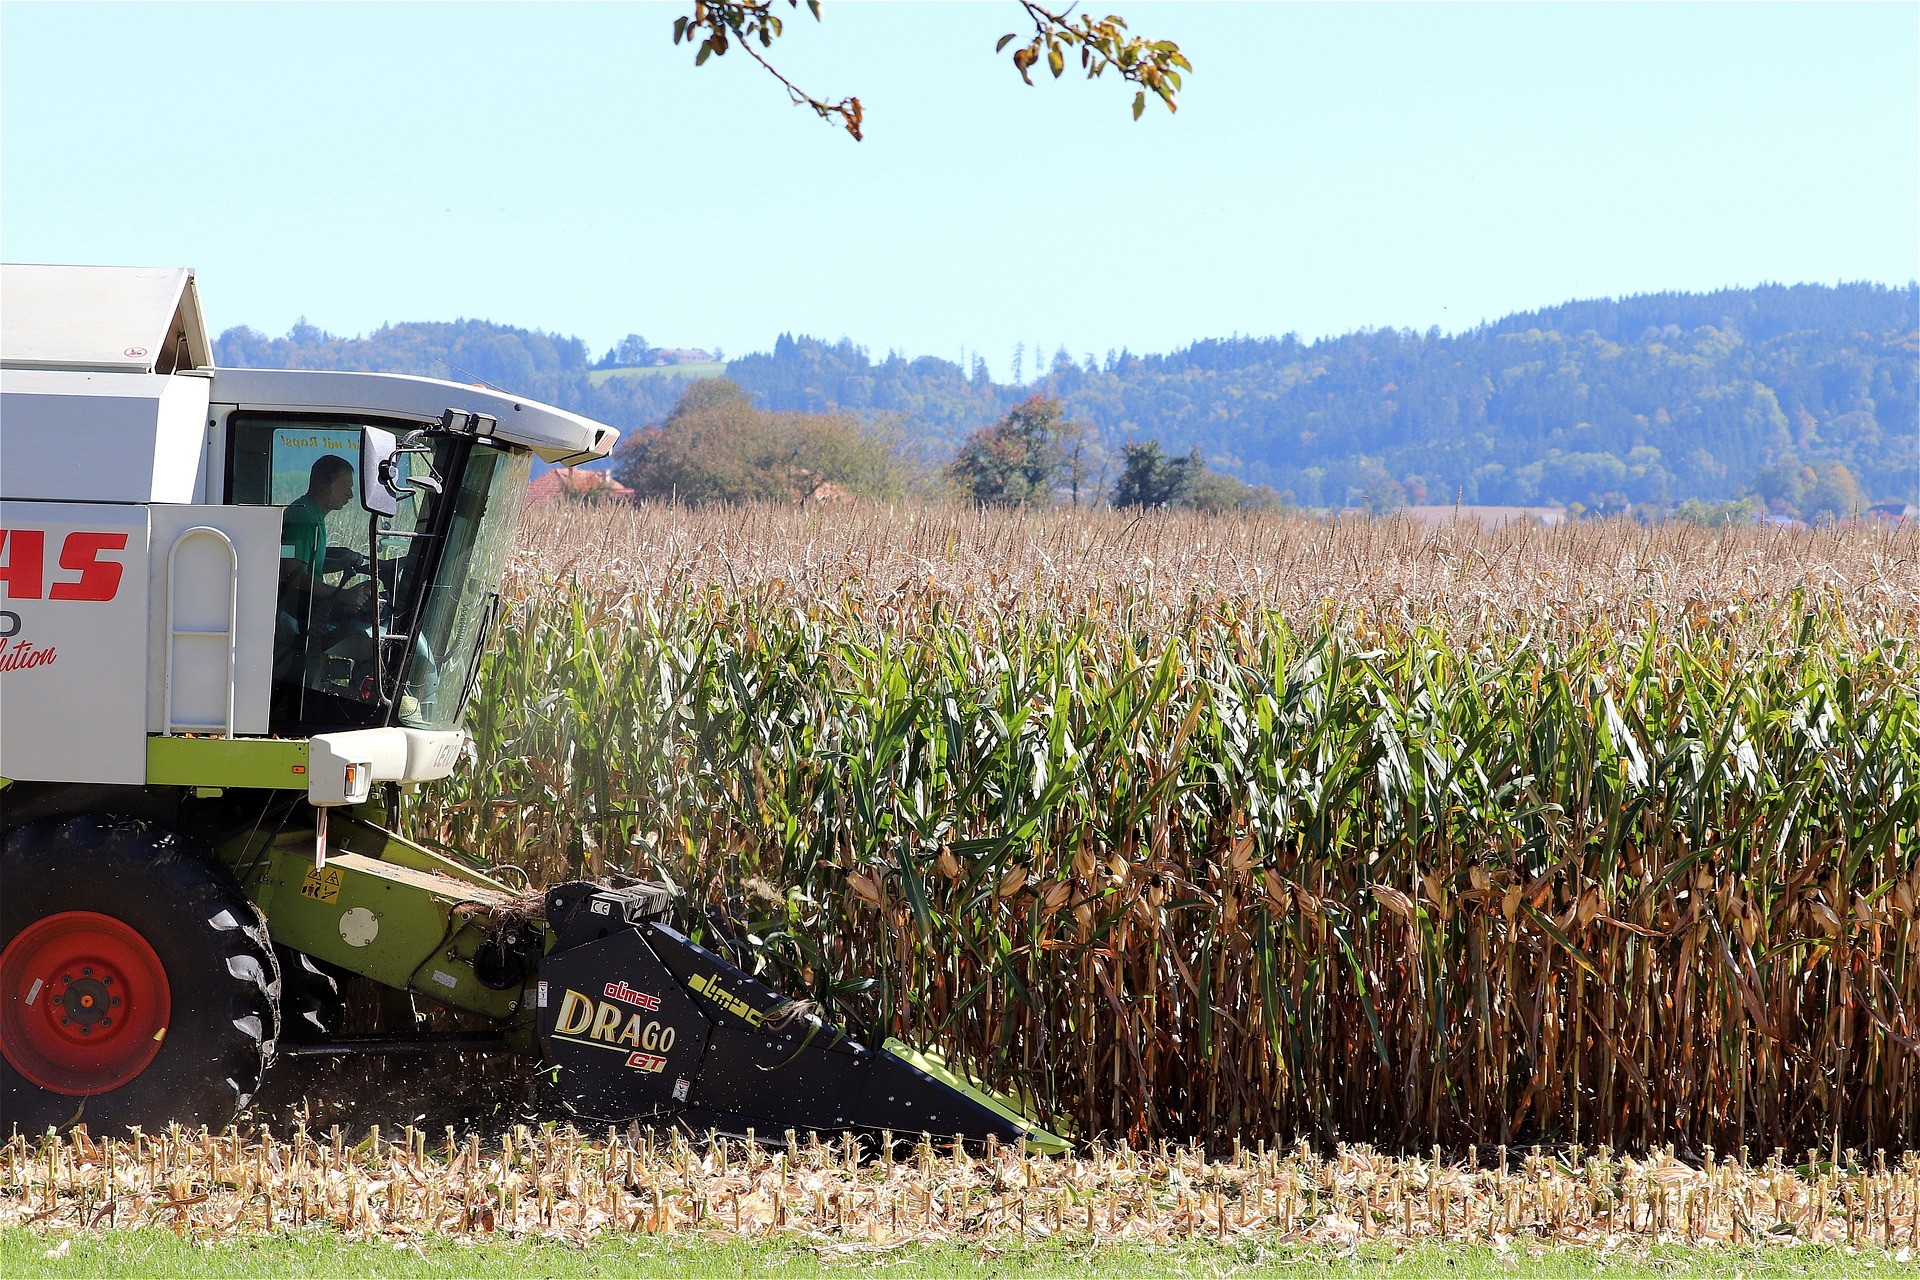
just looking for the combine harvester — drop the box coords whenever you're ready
[0,264,1063,1150]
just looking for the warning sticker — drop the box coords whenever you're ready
[300,865,344,903]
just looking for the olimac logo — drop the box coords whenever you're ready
[686,971,764,1027]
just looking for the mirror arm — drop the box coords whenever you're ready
[390,427,445,497]
[366,513,390,708]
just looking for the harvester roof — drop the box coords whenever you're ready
[0,264,212,374]
[210,367,617,465]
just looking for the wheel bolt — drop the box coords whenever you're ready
[100,1018,111,1028]
[82,966,93,976]
[60,1016,71,1026]
[110,997,121,1007]
[102,976,112,986]
[81,1026,92,1035]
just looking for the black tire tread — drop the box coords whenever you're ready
[273,944,344,1042]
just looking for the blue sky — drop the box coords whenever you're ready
[3,2,1914,376]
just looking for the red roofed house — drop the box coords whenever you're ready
[526,466,633,505]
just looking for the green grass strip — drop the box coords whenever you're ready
[6,1228,1916,1279]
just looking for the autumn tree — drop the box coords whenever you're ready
[614,379,783,503]
[948,395,1078,507]
[1753,455,1869,521]
[1802,459,1867,522]
[615,378,902,503]
[786,409,907,501]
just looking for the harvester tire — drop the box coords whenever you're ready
[274,944,344,1042]
[0,815,279,1135]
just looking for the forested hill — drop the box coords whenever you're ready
[215,282,1918,510]
[214,319,699,439]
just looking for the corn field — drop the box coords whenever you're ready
[422,503,1920,1152]
[6,1125,1919,1253]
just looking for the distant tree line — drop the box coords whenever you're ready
[601,383,1273,512]
[216,282,1918,517]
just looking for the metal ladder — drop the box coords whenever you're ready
[164,525,238,737]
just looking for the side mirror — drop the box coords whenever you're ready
[361,427,401,517]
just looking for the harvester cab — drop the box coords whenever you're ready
[0,264,1064,1152]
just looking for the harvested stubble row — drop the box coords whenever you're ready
[3,1126,1917,1252]
[424,505,1920,1151]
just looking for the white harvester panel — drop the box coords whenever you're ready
[144,505,280,738]
[0,369,213,504]
[0,264,211,374]
[0,501,151,784]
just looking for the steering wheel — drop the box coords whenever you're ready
[321,546,371,580]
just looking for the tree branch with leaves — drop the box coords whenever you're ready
[998,3,1190,120]
[674,1,866,138]
[673,1,1188,140]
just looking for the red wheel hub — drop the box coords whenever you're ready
[1,911,170,1095]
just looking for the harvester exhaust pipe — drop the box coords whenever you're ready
[535,882,1066,1152]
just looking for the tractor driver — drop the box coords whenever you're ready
[276,455,373,682]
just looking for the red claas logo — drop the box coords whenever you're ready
[0,530,129,601]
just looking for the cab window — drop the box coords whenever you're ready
[227,417,430,728]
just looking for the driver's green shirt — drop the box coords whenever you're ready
[281,495,327,576]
